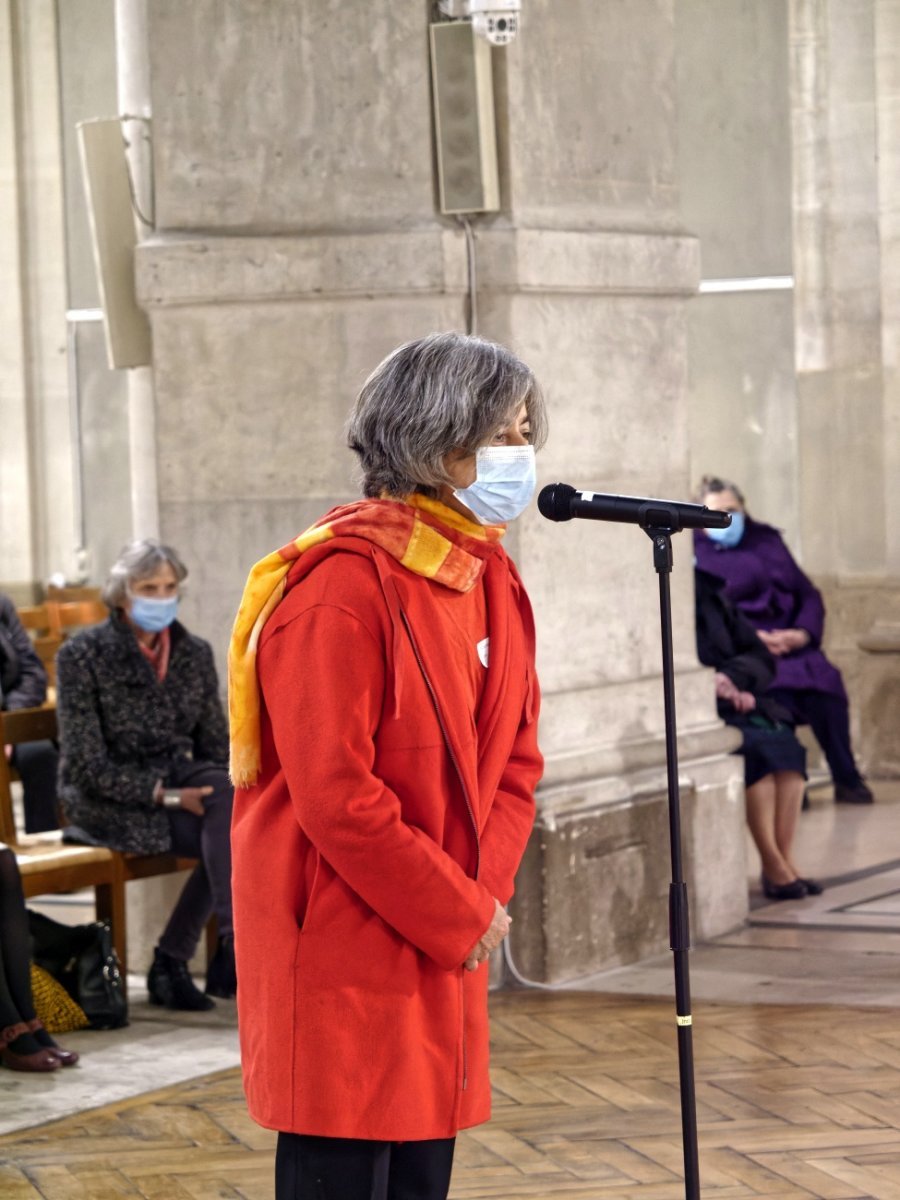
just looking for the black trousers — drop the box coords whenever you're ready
[157,760,234,961]
[11,739,59,833]
[768,687,863,787]
[275,1133,456,1200]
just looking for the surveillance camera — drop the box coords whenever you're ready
[438,0,521,46]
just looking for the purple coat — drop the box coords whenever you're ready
[693,519,846,700]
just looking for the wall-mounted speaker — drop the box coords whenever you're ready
[77,118,152,369]
[429,22,500,215]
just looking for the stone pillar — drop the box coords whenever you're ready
[0,0,75,586]
[116,0,159,540]
[875,0,900,572]
[789,0,900,767]
[134,0,746,983]
[0,0,34,584]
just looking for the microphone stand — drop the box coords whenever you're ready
[641,506,700,1200]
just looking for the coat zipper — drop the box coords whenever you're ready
[398,611,480,877]
[399,609,479,1094]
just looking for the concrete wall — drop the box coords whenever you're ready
[17,0,900,977]
[132,0,746,982]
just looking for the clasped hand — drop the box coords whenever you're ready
[757,628,810,657]
[464,898,511,972]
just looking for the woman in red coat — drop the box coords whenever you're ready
[229,333,546,1200]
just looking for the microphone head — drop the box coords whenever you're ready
[705,509,732,529]
[538,482,576,522]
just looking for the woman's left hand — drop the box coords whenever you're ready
[760,628,810,656]
[781,628,811,652]
[175,786,214,816]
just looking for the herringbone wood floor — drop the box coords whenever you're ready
[3,990,900,1199]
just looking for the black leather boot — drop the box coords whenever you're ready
[205,934,236,1000]
[147,948,215,1011]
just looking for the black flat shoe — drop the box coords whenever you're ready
[761,875,808,901]
[148,948,215,1011]
[204,934,236,1000]
[835,781,874,804]
[799,878,824,895]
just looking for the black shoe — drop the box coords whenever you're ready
[205,934,236,1000]
[834,781,874,804]
[761,874,808,901]
[147,948,215,1011]
[799,878,824,895]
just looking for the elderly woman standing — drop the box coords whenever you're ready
[229,333,545,1200]
[56,541,235,1010]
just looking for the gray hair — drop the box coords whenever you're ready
[346,332,547,499]
[102,539,188,609]
[697,474,746,508]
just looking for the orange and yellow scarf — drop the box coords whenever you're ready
[228,494,504,787]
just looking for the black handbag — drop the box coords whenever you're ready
[28,910,129,1030]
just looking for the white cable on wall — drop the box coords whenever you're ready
[501,937,609,992]
[456,214,478,335]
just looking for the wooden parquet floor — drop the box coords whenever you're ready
[3,990,900,1199]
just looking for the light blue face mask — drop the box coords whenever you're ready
[128,591,180,633]
[454,445,537,525]
[706,511,745,549]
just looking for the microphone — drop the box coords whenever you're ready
[537,482,732,532]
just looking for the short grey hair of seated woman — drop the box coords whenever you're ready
[697,475,747,509]
[346,331,548,499]
[101,539,188,611]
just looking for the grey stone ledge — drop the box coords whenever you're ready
[135,227,701,307]
[859,621,900,653]
[537,720,741,820]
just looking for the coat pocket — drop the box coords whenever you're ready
[296,868,421,996]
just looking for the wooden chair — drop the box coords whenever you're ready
[53,599,108,635]
[0,706,213,976]
[16,599,108,691]
[16,605,63,690]
[45,584,104,605]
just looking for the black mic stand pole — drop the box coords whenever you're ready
[641,506,700,1200]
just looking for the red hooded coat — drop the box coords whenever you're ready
[232,511,542,1140]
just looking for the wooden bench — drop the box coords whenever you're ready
[16,605,64,693]
[17,597,108,691]
[0,705,212,975]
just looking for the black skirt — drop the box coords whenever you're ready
[725,713,807,788]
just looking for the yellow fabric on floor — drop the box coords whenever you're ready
[30,963,89,1033]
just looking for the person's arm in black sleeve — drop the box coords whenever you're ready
[695,571,775,696]
[720,601,776,695]
[0,595,47,710]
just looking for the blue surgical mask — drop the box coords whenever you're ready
[706,511,745,549]
[128,592,180,632]
[454,445,537,525]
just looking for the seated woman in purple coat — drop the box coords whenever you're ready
[694,476,872,805]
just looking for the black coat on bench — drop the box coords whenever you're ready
[0,593,47,711]
[56,613,228,854]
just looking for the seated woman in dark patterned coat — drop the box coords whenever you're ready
[55,540,234,1011]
